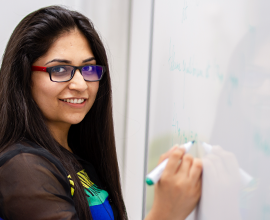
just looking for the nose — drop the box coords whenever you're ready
[68,69,88,92]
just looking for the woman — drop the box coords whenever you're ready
[0,5,202,220]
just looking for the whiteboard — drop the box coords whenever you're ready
[145,0,270,219]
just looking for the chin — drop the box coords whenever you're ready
[65,115,86,125]
[70,118,85,125]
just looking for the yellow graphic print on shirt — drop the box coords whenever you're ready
[68,169,109,206]
[68,169,94,196]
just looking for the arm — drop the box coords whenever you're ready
[145,146,203,220]
[0,152,79,220]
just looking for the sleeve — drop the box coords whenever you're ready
[0,152,79,220]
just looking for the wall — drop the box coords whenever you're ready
[123,0,153,219]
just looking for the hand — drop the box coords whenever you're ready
[145,145,203,220]
[197,146,242,220]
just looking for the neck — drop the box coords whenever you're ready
[47,121,73,153]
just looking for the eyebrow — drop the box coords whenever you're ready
[45,59,71,65]
[82,57,96,63]
[45,57,96,65]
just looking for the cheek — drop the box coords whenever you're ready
[92,82,99,97]
[31,74,63,115]
[87,82,100,107]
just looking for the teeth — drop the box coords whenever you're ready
[62,99,85,104]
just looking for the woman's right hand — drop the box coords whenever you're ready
[145,145,203,220]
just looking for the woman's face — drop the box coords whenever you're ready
[31,29,99,128]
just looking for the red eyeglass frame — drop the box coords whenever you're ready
[31,65,106,82]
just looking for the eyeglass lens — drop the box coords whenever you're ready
[51,65,103,82]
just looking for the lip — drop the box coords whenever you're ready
[59,98,87,108]
[60,97,88,100]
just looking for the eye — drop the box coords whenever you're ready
[53,66,67,73]
[84,66,93,72]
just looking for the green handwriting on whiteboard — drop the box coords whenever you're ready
[168,40,224,82]
[182,0,188,23]
[171,106,198,145]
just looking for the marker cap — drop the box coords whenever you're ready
[146,178,154,185]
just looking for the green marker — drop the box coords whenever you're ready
[146,141,195,185]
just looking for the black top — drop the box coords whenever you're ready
[0,140,118,220]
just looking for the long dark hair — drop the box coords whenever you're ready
[0,5,126,220]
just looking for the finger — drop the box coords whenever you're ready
[178,143,188,153]
[193,176,202,199]
[164,148,185,176]
[189,158,203,185]
[170,144,180,152]
[177,154,193,177]
[158,144,179,164]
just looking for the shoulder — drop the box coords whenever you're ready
[0,140,67,176]
[0,140,71,195]
[0,140,78,220]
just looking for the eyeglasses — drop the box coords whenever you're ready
[31,65,106,82]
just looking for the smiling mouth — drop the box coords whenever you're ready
[59,98,86,104]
